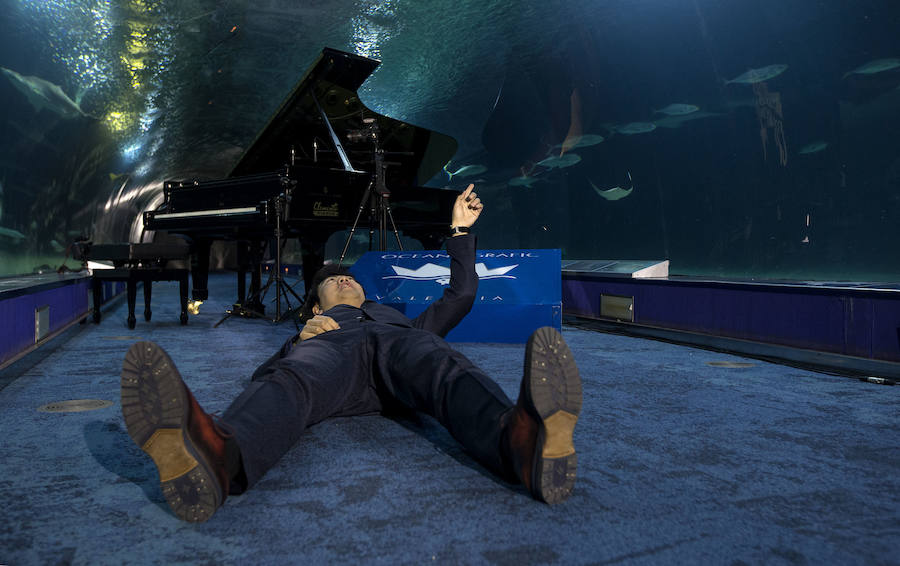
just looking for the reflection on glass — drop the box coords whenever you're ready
[0,2,897,282]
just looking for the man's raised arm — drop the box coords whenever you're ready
[411,184,483,337]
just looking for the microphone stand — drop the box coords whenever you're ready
[340,121,404,265]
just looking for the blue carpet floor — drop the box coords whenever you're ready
[0,273,898,565]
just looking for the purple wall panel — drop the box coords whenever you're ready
[0,280,90,366]
[562,277,900,363]
[870,298,900,361]
[845,297,873,359]
[0,295,36,363]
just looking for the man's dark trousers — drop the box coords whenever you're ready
[220,235,517,490]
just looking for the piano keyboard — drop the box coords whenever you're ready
[152,206,261,220]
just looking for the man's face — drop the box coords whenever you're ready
[312,274,366,314]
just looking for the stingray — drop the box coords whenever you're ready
[590,172,634,201]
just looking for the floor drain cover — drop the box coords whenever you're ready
[706,361,755,368]
[38,399,114,413]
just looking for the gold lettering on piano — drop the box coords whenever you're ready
[313,201,340,217]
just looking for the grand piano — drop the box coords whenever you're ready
[144,47,459,316]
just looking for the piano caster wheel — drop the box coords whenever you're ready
[144,309,152,321]
[127,316,136,330]
[180,313,188,325]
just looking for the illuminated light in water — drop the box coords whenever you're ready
[122,143,142,159]
[133,160,153,178]
[105,111,132,132]
[351,0,399,60]
[130,0,151,14]
[139,107,156,132]
[123,20,150,90]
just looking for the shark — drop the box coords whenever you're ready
[0,67,85,119]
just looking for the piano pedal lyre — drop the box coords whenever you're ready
[187,300,203,315]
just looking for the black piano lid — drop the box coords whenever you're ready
[229,47,458,188]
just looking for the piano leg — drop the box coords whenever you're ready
[126,280,137,329]
[179,271,189,325]
[191,239,212,302]
[143,280,152,321]
[92,279,102,324]
[244,239,266,315]
[236,241,249,306]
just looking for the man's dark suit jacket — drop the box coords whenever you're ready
[251,234,478,379]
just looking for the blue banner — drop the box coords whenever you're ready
[351,249,561,343]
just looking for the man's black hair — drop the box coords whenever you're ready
[298,264,357,323]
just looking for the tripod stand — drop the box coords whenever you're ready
[339,120,404,263]
[215,178,304,330]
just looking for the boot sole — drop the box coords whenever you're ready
[523,327,582,504]
[121,341,222,522]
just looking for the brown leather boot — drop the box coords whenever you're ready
[505,327,582,504]
[121,341,232,522]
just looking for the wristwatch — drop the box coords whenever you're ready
[449,225,470,236]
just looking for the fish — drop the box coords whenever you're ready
[536,153,582,168]
[842,58,900,79]
[508,175,541,188]
[590,172,634,201]
[798,141,828,154]
[551,134,605,152]
[0,226,26,241]
[725,64,789,85]
[443,163,487,181]
[653,110,725,129]
[612,122,657,135]
[0,67,85,119]
[653,103,700,116]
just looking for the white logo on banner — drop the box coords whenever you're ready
[384,263,518,286]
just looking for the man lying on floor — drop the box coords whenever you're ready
[120,185,582,522]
